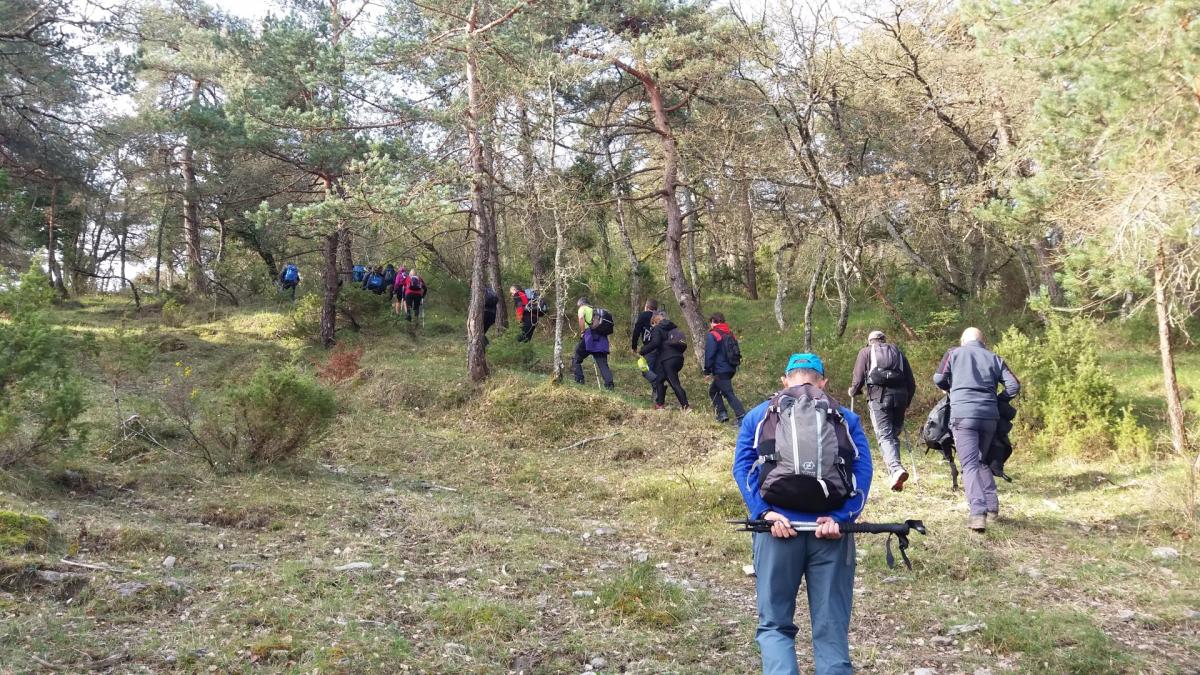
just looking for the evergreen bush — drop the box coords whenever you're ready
[0,267,87,466]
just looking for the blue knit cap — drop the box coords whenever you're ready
[785,352,824,375]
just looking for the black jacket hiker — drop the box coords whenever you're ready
[640,320,688,409]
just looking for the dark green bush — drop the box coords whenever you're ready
[996,318,1150,459]
[0,267,87,466]
[214,365,337,467]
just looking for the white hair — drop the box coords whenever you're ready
[961,327,985,345]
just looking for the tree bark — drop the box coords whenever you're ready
[464,11,490,382]
[773,243,797,330]
[834,256,849,338]
[46,180,67,298]
[319,229,340,348]
[1031,230,1066,306]
[338,226,353,280]
[605,137,641,326]
[482,121,506,329]
[154,203,166,294]
[1154,240,1189,464]
[678,161,702,297]
[180,84,208,297]
[740,178,758,299]
[518,103,547,288]
[803,245,826,353]
[551,185,567,384]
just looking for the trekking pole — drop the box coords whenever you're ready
[728,519,928,570]
[592,361,602,391]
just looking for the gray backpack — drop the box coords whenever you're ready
[749,384,857,513]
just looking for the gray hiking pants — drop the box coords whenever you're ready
[951,417,999,517]
[867,401,906,474]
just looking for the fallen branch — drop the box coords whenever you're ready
[27,651,128,672]
[553,432,619,453]
[58,558,130,574]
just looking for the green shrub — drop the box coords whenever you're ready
[0,267,87,466]
[996,318,1149,459]
[214,365,337,467]
[291,293,322,338]
[160,298,187,327]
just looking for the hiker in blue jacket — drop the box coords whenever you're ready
[732,353,873,675]
[934,327,1021,532]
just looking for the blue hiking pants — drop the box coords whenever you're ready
[753,531,856,675]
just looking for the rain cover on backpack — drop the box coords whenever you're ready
[750,384,857,513]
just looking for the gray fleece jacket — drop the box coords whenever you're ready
[933,340,1021,419]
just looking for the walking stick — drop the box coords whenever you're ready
[729,519,928,570]
[592,360,602,391]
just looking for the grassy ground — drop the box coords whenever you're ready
[0,288,1197,673]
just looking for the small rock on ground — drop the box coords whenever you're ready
[913,668,937,675]
[162,556,176,569]
[334,561,372,572]
[1117,609,1136,621]
[1151,546,1180,560]
[590,656,608,670]
[572,590,594,598]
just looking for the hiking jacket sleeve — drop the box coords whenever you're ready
[933,348,954,391]
[998,358,1021,400]
[638,326,663,358]
[902,353,917,401]
[848,347,869,396]
[833,408,873,523]
[703,331,718,375]
[732,400,772,520]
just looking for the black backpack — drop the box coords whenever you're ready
[723,332,742,367]
[590,307,615,336]
[666,326,687,349]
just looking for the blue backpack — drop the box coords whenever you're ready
[352,265,366,282]
[366,272,385,292]
[282,265,299,284]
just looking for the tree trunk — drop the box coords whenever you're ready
[180,92,208,297]
[338,226,353,280]
[319,229,340,348]
[45,181,67,298]
[678,162,702,297]
[482,124,506,329]
[464,17,489,382]
[154,204,166,294]
[803,245,827,352]
[1154,241,1189,464]
[1031,231,1066,306]
[605,138,642,326]
[773,243,797,330]
[551,186,567,384]
[834,255,849,338]
[518,103,547,288]
[740,178,758,299]
[628,64,707,364]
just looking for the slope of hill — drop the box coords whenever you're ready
[1,293,1197,673]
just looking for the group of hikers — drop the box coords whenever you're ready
[730,328,1019,675]
[353,263,428,322]
[276,262,428,322]
[275,262,1023,673]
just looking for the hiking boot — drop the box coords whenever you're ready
[967,514,987,532]
[890,469,909,492]
[715,415,730,424]
[986,511,1000,526]
[654,404,665,410]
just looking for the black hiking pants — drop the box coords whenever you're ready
[572,340,613,389]
[518,312,537,342]
[405,294,423,321]
[654,355,688,408]
[708,373,745,421]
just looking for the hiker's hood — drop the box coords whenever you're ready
[712,322,732,335]
[658,319,678,332]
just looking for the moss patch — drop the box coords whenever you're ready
[0,511,56,553]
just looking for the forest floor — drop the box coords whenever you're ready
[1,291,1198,674]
